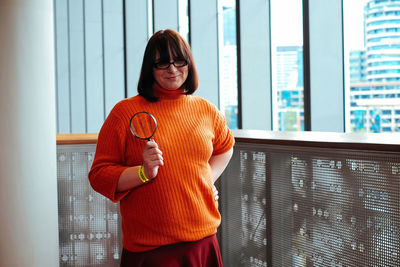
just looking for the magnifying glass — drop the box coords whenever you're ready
[129,111,157,141]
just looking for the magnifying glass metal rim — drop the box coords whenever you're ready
[129,111,158,141]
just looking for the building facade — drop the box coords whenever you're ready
[275,46,304,131]
[349,0,400,132]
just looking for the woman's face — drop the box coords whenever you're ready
[153,51,188,90]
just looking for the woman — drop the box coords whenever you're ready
[88,29,234,266]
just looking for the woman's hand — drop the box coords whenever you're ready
[142,140,164,179]
[213,185,219,201]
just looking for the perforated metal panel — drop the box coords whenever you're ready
[57,145,122,266]
[57,142,400,266]
[220,146,269,267]
[220,142,400,267]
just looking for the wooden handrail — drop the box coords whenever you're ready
[57,133,98,145]
[56,130,400,152]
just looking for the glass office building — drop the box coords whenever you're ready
[349,0,400,133]
[275,46,304,131]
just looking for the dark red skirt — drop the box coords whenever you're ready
[120,234,223,267]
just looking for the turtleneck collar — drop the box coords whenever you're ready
[153,85,186,99]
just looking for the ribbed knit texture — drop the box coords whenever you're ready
[88,91,234,252]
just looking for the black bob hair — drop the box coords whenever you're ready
[137,29,199,102]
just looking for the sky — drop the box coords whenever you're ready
[270,0,304,47]
[343,0,369,51]
[269,0,369,50]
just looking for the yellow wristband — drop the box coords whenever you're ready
[138,166,149,183]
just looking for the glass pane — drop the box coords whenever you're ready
[178,0,189,41]
[147,0,153,38]
[270,0,304,131]
[344,0,400,133]
[218,0,238,129]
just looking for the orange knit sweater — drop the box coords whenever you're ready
[88,91,234,252]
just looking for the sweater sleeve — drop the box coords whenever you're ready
[211,104,235,155]
[88,106,130,202]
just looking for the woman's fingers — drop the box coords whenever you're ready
[143,148,163,162]
[143,141,163,160]
[213,185,219,201]
[144,147,163,157]
[145,140,158,149]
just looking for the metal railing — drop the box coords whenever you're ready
[56,131,400,267]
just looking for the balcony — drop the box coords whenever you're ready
[56,131,400,266]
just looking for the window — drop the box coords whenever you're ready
[178,0,189,41]
[271,0,304,131]
[344,0,400,133]
[218,0,238,129]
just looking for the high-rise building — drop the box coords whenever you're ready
[350,82,400,132]
[364,0,400,82]
[349,0,400,132]
[275,46,304,131]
